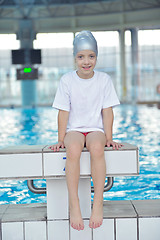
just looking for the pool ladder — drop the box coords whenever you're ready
[27,177,114,194]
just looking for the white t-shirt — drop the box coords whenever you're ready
[52,70,120,133]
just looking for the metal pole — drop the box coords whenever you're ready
[27,180,46,194]
[91,177,114,193]
[28,177,114,194]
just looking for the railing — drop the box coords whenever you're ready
[27,176,114,194]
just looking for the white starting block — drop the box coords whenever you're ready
[0,143,139,239]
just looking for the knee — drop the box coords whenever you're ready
[66,143,83,160]
[87,142,104,158]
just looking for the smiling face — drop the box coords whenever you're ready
[75,50,97,79]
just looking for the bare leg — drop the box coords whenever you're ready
[64,131,85,231]
[86,131,106,229]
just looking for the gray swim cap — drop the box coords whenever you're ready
[73,31,98,56]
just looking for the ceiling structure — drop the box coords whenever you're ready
[0,0,160,34]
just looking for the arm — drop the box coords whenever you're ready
[102,107,113,142]
[102,107,122,150]
[58,110,69,142]
[49,110,69,151]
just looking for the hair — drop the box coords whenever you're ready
[73,31,98,57]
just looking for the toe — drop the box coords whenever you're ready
[78,224,82,231]
[89,221,93,228]
[72,223,77,230]
[80,224,84,230]
[95,222,98,228]
[93,222,96,229]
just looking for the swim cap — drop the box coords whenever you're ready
[73,30,98,56]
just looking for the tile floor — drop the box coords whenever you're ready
[0,200,160,240]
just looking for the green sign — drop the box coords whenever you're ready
[24,67,32,73]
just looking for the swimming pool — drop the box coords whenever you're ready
[0,104,160,204]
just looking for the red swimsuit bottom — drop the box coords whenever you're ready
[81,132,90,137]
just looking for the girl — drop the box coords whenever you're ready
[49,31,122,231]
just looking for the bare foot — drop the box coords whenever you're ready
[89,202,103,229]
[70,201,84,231]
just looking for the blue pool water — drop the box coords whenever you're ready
[0,104,160,204]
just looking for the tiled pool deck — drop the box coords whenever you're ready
[0,199,160,240]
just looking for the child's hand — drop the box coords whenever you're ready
[48,141,65,152]
[106,140,123,150]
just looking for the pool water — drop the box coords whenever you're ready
[0,104,160,204]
